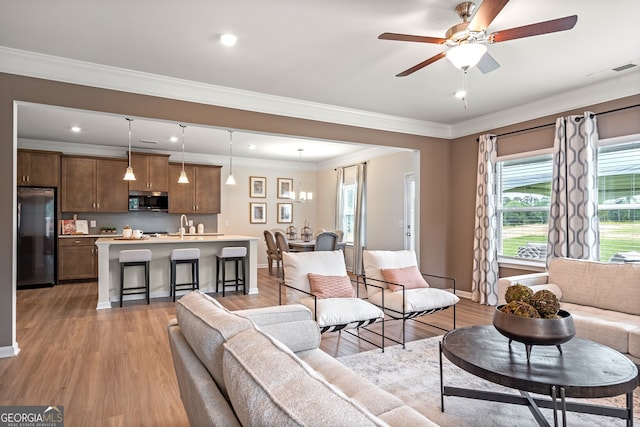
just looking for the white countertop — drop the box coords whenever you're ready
[95,234,258,245]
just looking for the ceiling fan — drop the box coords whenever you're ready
[379,0,578,77]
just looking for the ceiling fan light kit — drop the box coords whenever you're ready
[445,43,487,70]
[379,0,577,77]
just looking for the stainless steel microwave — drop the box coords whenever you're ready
[128,191,169,212]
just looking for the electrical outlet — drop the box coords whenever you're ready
[90,220,97,228]
[224,219,230,227]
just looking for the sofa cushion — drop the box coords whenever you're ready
[283,251,348,303]
[549,258,640,315]
[175,291,253,399]
[627,328,640,360]
[222,328,387,426]
[299,349,438,426]
[561,302,640,354]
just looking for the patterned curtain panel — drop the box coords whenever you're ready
[547,112,600,263]
[353,162,367,275]
[471,134,499,305]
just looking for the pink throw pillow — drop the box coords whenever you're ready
[307,273,354,299]
[380,266,430,292]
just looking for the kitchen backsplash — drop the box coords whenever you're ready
[60,211,218,235]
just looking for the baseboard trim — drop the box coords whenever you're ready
[0,343,20,358]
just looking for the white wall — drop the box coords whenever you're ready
[366,150,418,251]
[219,163,318,267]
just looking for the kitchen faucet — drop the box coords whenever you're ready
[180,214,189,239]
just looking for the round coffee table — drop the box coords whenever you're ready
[440,325,638,427]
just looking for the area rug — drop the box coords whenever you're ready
[337,336,639,426]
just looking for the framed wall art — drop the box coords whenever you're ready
[277,178,293,199]
[249,176,267,198]
[277,203,293,224]
[249,202,267,224]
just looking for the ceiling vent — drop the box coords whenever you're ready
[612,63,636,72]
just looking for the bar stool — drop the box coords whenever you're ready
[216,247,247,296]
[170,248,200,302]
[119,249,152,307]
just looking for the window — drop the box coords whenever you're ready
[597,140,640,262]
[496,136,640,264]
[340,183,356,243]
[496,155,552,261]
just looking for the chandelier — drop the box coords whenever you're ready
[290,148,312,203]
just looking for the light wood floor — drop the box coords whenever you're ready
[0,268,494,426]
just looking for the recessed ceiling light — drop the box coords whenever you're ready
[248,144,256,150]
[170,136,178,143]
[220,33,237,47]
[71,126,81,133]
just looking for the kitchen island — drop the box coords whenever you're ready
[94,234,259,309]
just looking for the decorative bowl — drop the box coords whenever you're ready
[493,305,575,360]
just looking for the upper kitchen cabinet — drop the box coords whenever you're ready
[17,149,61,187]
[168,163,221,214]
[128,152,170,192]
[61,156,129,212]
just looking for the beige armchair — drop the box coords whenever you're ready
[280,250,386,350]
[361,250,459,348]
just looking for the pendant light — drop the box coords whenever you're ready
[290,148,312,202]
[178,124,189,184]
[123,117,136,181]
[225,130,236,186]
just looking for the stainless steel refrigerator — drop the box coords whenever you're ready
[17,187,56,288]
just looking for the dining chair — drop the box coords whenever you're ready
[263,229,281,275]
[332,229,344,242]
[313,228,326,239]
[314,231,338,251]
[274,230,290,255]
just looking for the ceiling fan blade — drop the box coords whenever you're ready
[490,15,578,43]
[378,32,446,45]
[468,0,509,32]
[396,52,446,77]
[476,52,500,74]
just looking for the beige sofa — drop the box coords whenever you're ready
[167,291,437,426]
[498,257,640,363]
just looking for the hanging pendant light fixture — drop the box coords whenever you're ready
[290,148,312,203]
[225,130,236,186]
[123,117,136,181]
[178,124,189,184]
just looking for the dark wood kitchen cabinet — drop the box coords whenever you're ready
[61,156,129,212]
[58,237,97,281]
[17,149,61,187]
[128,152,170,192]
[168,163,221,214]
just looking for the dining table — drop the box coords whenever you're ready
[288,240,346,252]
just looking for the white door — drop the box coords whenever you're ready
[404,173,416,251]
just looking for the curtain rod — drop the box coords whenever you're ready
[334,161,367,171]
[476,103,640,141]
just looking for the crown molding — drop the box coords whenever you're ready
[452,69,640,139]
[3,47,638,142]
[0,47,451,139]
